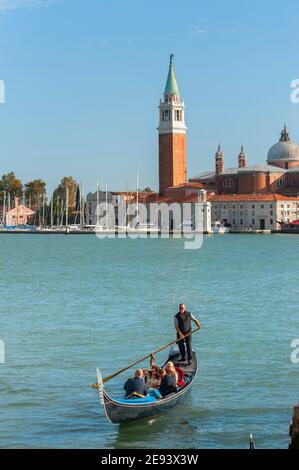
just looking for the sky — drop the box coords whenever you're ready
[0,0,299,195]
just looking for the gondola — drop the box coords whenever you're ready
[96,345,198,424]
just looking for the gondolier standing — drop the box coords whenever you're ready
[174,304,201,365]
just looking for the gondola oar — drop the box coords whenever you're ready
[91,327,201,388]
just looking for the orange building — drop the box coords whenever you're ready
[190,126,299,197]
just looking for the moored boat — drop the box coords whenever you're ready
[96,346,198,424]
[211,221,230,234]
[277,219,299,232]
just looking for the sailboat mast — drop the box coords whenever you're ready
[3,191,6,226]
[66,187,69,227]
[43,194,45,227]
[82,185,85,226]
[136,171,139,226]
[79,185,82,227]
[105,184,108,228]
[51,194,53,227]
[56,196,59,226]
[96,180,99,226]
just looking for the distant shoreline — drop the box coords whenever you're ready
[0,229,298,235]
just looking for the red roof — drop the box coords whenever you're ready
[167,182,207,190]
[208,193,299,202]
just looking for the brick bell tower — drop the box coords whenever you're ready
[158,55,187,195]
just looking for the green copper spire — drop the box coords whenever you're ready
[164,54,180,95]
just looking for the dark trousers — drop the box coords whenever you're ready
[177,333,192,360]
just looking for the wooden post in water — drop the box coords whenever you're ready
[289,404,299,449]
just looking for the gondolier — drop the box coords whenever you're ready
[174,304,201,365]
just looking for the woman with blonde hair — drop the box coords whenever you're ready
[159,365,177,397]
[165,361,178,384]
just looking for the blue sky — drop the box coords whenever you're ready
[0,0,298,194]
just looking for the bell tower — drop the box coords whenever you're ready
[158,55,187,195]
[238,145,247,168]
[215,144,224,175]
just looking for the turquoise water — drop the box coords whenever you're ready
[0,234,298,449]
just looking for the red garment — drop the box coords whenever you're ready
[175,366,185,387]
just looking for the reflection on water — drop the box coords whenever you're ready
[110,397,199,449]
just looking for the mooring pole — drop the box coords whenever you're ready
[289,404,299,449]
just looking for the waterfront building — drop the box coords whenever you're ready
[155,57,299,231]
[210,193,299,230]
[85,189,154,227]
[85,189,114,226]
[5,204,35,226]
[144,189,212,232]
[86,56,299,232]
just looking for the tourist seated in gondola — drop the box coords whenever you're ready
[145,364,161,389]
[141,355,163,399]
[166,361,185,387]
[159,366,178,397]
[143,355,161,389]
[124,369,148,399]
[166,361,179,383]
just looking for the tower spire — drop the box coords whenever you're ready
[215,144,224,175]
[280,124,291,142]
[238,145,247,168]
[164,54,180,96]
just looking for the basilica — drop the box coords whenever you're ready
[157,56,299,199]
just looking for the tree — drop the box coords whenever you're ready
[52,176,79,225]
[25,179,47,208]
[53,176,78,208]
[0,172,23,200]
[143,187,154,193]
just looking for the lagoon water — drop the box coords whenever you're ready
[0,233,298,449]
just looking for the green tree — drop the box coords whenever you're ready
[0,172,23,199]
[53,176,78,208]
[143,187,154,193]
[53,176,78,224]
[25,179,47,208]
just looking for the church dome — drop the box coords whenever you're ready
[267,125,299,163]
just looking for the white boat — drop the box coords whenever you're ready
[212,221,230,234]
[135,222,159,232]
[179,219,194,232]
